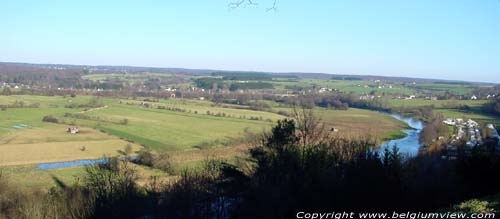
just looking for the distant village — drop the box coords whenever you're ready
[1,79,498,101]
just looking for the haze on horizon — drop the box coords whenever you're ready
[2,0,500,83]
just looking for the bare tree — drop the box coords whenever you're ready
[291,101,327,148]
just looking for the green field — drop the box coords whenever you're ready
[0,95,415,154]
[387,99,488,108]
[271,79,416,95]
[386,99,500,126]
[0,163,168,190]
[406,82,476,96]
[68,99,281,151]
[272,78,483,96]
[81,72,193,89]
[3,94,495,190]
[0,94,427,189]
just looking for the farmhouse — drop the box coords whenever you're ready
[68,126,79,134]
[330,127,339,132]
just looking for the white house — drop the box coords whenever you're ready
[68,127,79,134]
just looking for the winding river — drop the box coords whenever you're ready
[378,114,424,157]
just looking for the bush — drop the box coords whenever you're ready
[454,199,494,213]
[120,118,129,125]
[135,148,155,167]
[42,115,59,123]
[276,110,291,117]
[153,152,174,174]
[84,157,144,218]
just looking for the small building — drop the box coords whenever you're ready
[68,127,79,134]
[404,95,416,100]
[470,95,477,100]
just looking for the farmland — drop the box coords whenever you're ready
[0,94,412,189]
[0,71,498,190]
[272,79,416,95]
[315,108,408,141]
[2,1,500,215]
[79,71,480,97]
[0,95,407,154]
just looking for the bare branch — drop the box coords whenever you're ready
[266,0,277,12]
[228,0,277,11]
[228,0,258,9]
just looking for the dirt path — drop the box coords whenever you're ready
[77,105,108,114]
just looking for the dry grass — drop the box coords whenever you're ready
[314,108,408,142]
[0,163,170,190]
[169,144,250,164]
[0,124,142,166]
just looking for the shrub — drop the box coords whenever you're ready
[42,115,59,123]
[120,118,129,125]
[124,144,133,157]
[84,157,143,218]
[454,199,494,213]
[276,110,291,117]
[135,148,154,167]
[153,152,174,174]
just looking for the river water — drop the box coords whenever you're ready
[378,114,424,157]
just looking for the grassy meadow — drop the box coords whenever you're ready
[315,108,408,141]
[0,124,142,166]
[0,163,168,190]
[0,94,441,189]
[68,99,281,151]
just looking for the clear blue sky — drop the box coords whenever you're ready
[1,0,499,82]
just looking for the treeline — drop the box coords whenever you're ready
[194,77,274,91]
[419,113,449,145]
[331,76,362,80]
[194,78,224,89]
[483,98,500,116]
[0,63,84,88]
[64,97,104,109]
[211,72,272,81]
[229,82,273,91]
[2,110,499,218]
[62,113,129,125]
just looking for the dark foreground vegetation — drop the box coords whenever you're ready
[1,109,499,219]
